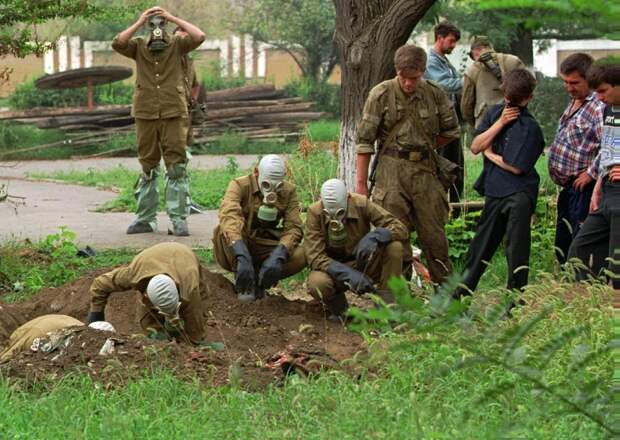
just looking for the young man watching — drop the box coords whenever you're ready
[453,69,545,306]
[568,63,620,287]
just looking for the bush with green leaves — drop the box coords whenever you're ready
[284,78,341,116]
[529,76,569,144]
[287,146,338,209]
[8,80,134,109]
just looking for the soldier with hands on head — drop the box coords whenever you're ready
[112,6,205,236]
[355,44,460,284]
[461,37,526,128]
[86,242,209,345]
[212,155,306,302]
[305,179,408,321]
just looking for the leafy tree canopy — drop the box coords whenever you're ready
[234,0,337,83]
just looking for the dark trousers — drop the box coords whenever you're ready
[568,181,620,288]
[455,192,534,296]
[555,181,595,263]
[438,138,464,205]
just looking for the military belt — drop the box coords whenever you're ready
[382,147,429,162]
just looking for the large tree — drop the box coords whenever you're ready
[235,0,337,83]
[334,0,437,188]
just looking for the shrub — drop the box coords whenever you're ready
[8,80,133,109]
[529,76,569,144]
[200,61,247,91]
[284,78,340,116]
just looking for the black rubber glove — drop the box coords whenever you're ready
[258,244,289,289]
[232,240,255,295]
[326,260,376,295]
[87,311,105,323]
[355,228,392,269]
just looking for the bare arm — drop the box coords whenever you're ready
[471,106,520,154]
[483,149,523,175]
[356,153,371,196]
[159,9,205,43]
[116,7,159,46]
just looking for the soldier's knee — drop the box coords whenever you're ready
[385,241,403,260]
[307,271,335,301]
[166,163,187,180]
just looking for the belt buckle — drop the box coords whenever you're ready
[408,151,422,161]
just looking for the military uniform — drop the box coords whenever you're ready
[89,242,209,344]
[0,315,83,363]
[213,174,306,277]
[357,77,459,283]
[305,193,408,313]
[460,50,525,128]
[112,33,202,232]
[181,56,199,146]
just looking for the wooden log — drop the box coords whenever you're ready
[0,105,130,120]
[206,102,314,120]
[206,84,275,101]
[206,97,302,109]
[449,201,485,212]
[244,112,325,123]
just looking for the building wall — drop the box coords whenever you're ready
[0,55,45,97]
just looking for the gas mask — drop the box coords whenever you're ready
[257,155,285,224]
[147,15,169,52]
[321,179,348,248]
[479,51,503,81]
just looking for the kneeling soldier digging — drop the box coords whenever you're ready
[304,179,408,321]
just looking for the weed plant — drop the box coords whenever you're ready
[8,81,133,109]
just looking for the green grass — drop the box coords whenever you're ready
[0,279,612,439]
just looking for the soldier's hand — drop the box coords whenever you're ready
[231,240,255,295]
[609,165,620,182]
[140,6,164,24]
[347,269,376,295]
[355,228,392,269]
[573,170,593,191]
[356,183,368,197]
[258,244,289,289]
[499,105,520,126]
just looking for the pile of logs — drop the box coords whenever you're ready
[0,84,325,158]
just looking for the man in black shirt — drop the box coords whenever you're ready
[453,69,545,301]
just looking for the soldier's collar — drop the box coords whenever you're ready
[393,77,424,102]
[250,174,261,194]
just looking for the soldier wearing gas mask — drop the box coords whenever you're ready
[86,242,210,345]
[304,179,408,321]
[213,155,306,302]
[461,37,525,128]
[112,7,205,236]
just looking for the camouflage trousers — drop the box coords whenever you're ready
[372,155,452,284]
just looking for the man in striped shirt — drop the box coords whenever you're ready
[548,53,605,263]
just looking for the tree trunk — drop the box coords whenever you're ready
[333,0,437,188]
[508,24,533,66]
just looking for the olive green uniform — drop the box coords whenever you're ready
[112,33,201,229]
[213,174,306,277]
[305,193,408,313]
[181,56,199,146]
[0,315,83,363]
[88,243,209,344]
[357,77,460,283]
[460,50,526,128]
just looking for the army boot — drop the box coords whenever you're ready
[127,168,159,234]
[165,162,190,236]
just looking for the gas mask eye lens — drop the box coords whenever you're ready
[261,180,272,192]
[335,208,346,219]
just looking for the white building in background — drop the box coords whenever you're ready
[534,39,620,77]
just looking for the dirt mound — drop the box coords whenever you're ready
[0,269,366,387]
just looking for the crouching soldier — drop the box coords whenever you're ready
[212,154,306,302]
[304,179,408,321]
[86,242,208,345]
[0,315,115,363]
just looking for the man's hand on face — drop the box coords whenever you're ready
[499,105,520,126]
[573,170,593,191]
[609,165,620,182]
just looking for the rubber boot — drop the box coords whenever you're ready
[165,163,190,236]
[127,168,159,234]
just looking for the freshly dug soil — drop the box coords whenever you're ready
[0,269,366,388]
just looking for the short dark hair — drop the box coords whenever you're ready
[560,53,594,78]
[501,68,537,104]
[394,45,427,73]
[434,22,461,41]
[587,62,620,88]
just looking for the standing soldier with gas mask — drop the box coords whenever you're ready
[86,242,210,345]
[112,7,205,236]
[212,155,306,302]
[461,37,525,129]
[305,179,408,321]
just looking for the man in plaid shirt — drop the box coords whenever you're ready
[548,53,605,263]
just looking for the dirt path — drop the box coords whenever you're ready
[0,155,259,249]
